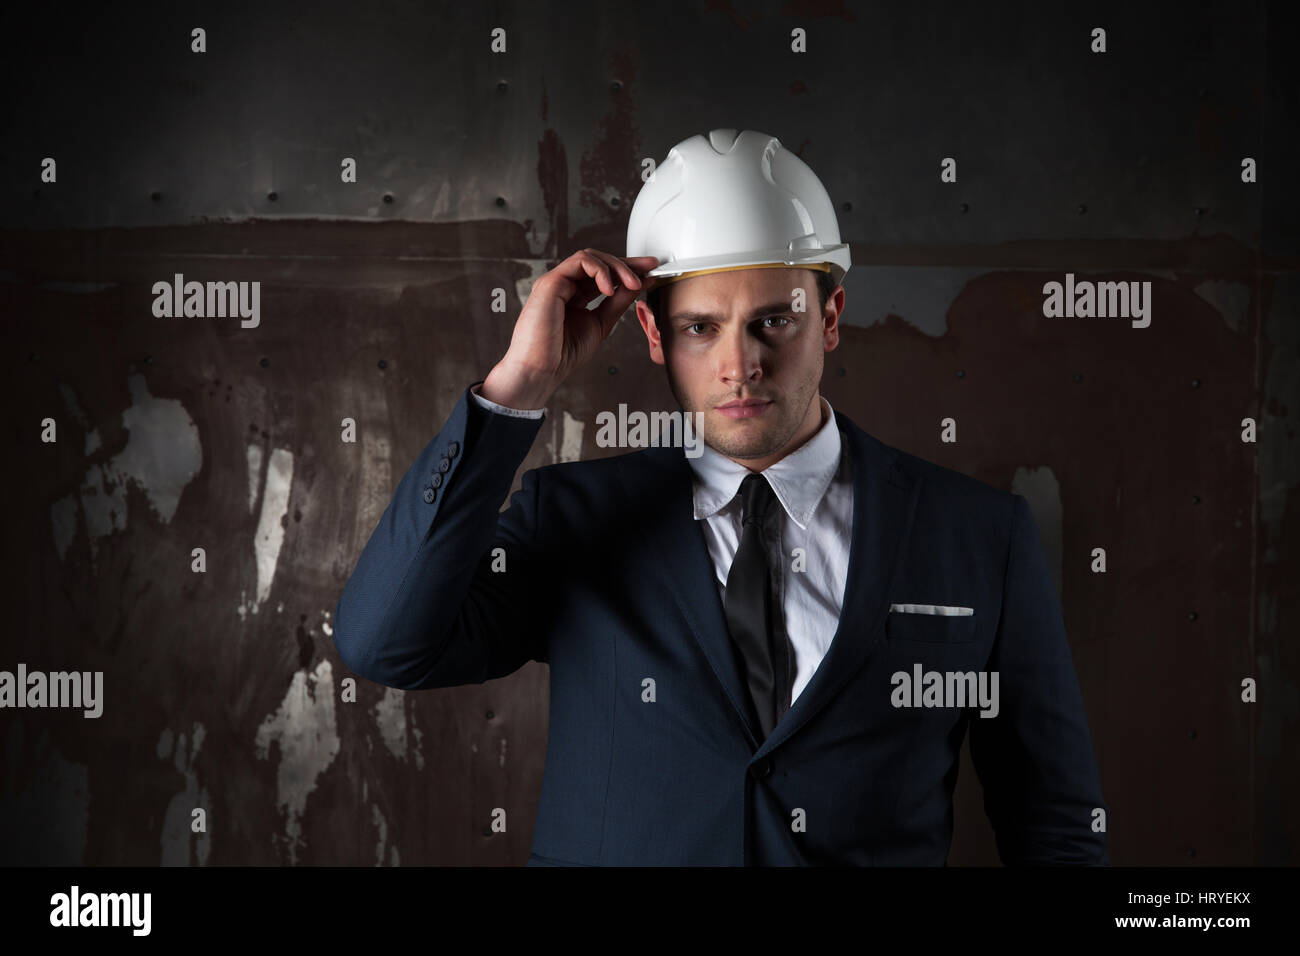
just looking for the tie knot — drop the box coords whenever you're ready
[739,473,776,526]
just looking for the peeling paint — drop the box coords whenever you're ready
[253,448,294,610]
[513,259,550,310]
[374,686,406,760]
[50,373,202,565]
[371,803,388,866]
[253,660,340,865]
[246,444,262,513]
[78,464,127,560]
[547,409,586,463]
[410,711,424,770]
[111,373,202,522]
[159,723,212,866]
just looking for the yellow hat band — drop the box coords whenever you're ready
[651,261,832,287]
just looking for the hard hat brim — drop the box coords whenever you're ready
[641,245,851,288]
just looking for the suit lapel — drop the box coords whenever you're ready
[615,409,921,754]
[759,412,920,754]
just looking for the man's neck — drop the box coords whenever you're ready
[725,393,827,473]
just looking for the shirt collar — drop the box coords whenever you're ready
[686,395,842,530]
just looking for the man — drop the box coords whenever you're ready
[333,129,1109,866]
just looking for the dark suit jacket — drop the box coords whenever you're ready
[333,381,1109,865]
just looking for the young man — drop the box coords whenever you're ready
[333,129,1109,866]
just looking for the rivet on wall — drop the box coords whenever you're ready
[267,191,278,202]
[377,359,387,370]
[495,196,506,207]
[959,202,969,214]
[259,357,269,368]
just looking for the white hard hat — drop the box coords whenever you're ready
[626,128,851,289]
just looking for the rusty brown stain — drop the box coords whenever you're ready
[578,46,644,218]
[536,129,569,260]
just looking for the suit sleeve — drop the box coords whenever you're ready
[332,380,553,689]
[968,493,1110,865]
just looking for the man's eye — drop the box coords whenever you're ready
[686,323,708,335]
[762,316,791,328]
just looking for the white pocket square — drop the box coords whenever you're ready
[889,603,973,616]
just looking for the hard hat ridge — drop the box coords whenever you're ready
[627,128,851,288]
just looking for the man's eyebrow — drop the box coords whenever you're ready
[667,301,799,325]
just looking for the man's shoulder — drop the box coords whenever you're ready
[847,420,1014,513]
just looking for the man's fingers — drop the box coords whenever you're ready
[540,250,659,306]
[584,249,647,291]
[591,284,639,338]
[623,255,661,274]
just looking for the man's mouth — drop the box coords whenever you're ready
[715,398,773,420]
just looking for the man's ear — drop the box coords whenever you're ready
[822,284,845,352]
[635,300,666,365]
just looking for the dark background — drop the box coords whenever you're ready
[1,0,1296,865]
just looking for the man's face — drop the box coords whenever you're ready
[634,267,842,468]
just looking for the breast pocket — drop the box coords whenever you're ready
[885,608,977,644]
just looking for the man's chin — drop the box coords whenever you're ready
[703,417,780,459]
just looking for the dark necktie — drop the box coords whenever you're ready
[724,473,795,740]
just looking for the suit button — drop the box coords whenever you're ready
[422,487,436,503]
[749,757,773,780]
[437,457,451,473]
[430,473,443,488]
[447,441,459,458]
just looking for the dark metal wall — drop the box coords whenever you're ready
[1,0,1296,865]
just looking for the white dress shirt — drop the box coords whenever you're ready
[468,383,853,706]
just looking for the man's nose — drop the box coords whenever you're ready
[717,325,761,386]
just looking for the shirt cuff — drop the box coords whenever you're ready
[470,382,547,419]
